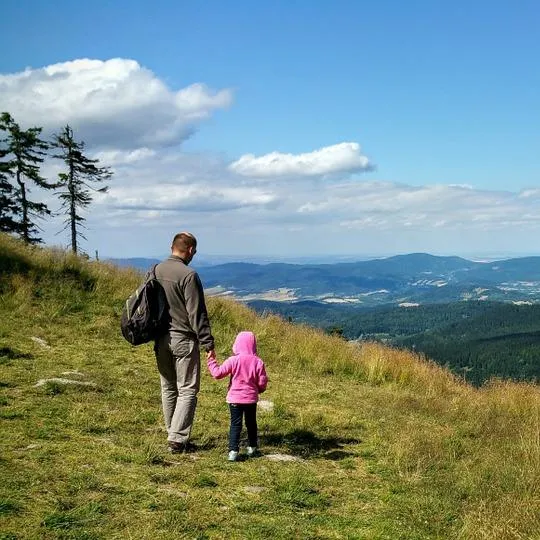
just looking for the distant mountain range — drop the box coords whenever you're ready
[108,252,540,306]
[108,252,540,384]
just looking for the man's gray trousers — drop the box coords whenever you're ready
[155,333,200,443]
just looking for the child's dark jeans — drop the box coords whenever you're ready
[228,403,258,451]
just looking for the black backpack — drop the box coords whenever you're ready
[120,265,169,345]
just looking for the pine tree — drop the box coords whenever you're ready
[52,125,112,253]
[0,112,54,243]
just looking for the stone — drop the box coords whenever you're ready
[244,486,265,494]
[264,453,303,462]
[258,400,274,412]
[31,337,51,349]
[61,370,85,377]
[34,378,96,388]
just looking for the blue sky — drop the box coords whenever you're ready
[1,1,539,259]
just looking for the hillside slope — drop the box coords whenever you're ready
[1,233,539,539]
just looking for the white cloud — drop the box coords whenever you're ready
[229,142,372,178]
[306,182,540,231]
[296,181,540,257]
[92,148,157,166]
[104,183,277,212]
[0,58,233,148]
[519,188,540,199]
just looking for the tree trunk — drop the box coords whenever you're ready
[70,196,77,253]
[69,157,77,253]
[16,167,29,243]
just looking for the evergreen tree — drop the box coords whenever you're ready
[0,112,53,243]
[52,125,112,253]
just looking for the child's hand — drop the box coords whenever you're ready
[206,349,216,362]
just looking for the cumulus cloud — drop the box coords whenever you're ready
[229,142,372,178]
[0,58,232,148]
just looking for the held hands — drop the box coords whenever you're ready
[206,349,216,362]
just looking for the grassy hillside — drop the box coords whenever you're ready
[1,233,539,539]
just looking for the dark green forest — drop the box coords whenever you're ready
[249,300,540,386]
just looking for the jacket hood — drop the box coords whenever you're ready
[232,331,257,355]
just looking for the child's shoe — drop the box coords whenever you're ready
[228,450,239,462]
[246,446,259,457]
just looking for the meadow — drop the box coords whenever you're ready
[1,233,539,539]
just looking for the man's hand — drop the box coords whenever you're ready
[206,349,216,361]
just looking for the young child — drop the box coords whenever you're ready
[207,331,268,461]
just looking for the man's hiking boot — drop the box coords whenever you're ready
[168,441,197,454]
[168,441,184,454]
[228,450,239,462]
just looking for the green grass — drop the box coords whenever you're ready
[1,233,539,539]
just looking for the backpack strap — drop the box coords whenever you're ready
[146,264,159,281]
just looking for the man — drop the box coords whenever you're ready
[154,232,216,453]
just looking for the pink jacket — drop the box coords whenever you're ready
[207,331,268,404]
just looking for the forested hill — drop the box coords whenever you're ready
[248,300,540,386]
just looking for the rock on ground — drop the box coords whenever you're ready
[258,400,274,412]
[264,453,304,462]
[31,336,51,349]
[34,378,97,388]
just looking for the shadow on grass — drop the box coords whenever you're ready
[191,438,220,452]
[261,429,361,460]
[145,438,222,466]
[0,347,33,365]
[0,251,31,281]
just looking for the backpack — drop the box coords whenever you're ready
[120,265,170,345]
